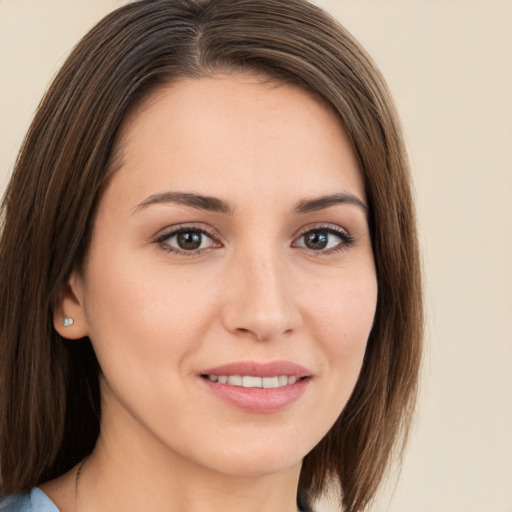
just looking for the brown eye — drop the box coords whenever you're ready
[303,230,329,250]
[159,228,216,253]
[293,226,354,253]
[177,231,203,250]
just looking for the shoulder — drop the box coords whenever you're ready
[0,488,59,512]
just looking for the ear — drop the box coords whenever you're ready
[53,271,89,340]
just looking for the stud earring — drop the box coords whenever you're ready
[63,317,74,327]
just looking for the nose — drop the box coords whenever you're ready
[220,249,302,342]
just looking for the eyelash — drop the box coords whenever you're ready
[292,225,355,255]
[156,224,220,256]
[155,224,355,256]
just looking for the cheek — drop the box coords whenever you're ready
[308,265,377,337]
[79,256,210,429]
[306,267,378,390]
[80,248,220,373]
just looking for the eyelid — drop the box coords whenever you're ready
[153,222,355,257]
[292,223,355,254]
[155,223,222,255]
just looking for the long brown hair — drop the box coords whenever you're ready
[0,1,422,510]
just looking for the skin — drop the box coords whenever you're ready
[45,74,378,512]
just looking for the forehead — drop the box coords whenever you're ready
[107,73,365,209]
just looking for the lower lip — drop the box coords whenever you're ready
[202,378,310,413]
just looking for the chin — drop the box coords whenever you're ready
[183,434,314,479]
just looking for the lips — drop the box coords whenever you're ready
[199,360,312,413]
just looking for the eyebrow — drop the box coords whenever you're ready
[133,191,368,216]
[292,193,368,215]
[134,192,233,214]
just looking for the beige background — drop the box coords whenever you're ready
[1,1,511,511]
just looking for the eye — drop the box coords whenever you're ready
[157,227,219,254]
[293,226,354,253]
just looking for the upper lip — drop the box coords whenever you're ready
[200,360,311,378]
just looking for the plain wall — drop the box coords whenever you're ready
[1,1,511,511]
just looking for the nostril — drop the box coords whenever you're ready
[236,327,263,342]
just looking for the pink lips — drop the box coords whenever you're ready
[200,360,311,413]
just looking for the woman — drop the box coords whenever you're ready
[0,1,422,511]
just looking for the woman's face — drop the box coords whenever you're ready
[62,74,377,478]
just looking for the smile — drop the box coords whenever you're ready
[200,361,311,413]
[204,375,298,388]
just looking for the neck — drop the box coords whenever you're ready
[78,437,302,512]
[74,391,303,512]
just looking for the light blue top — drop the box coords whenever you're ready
[0,488,58,512]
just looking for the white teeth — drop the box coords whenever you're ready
[227,375,243,386]
[206,374,300,388]
[242,376,262,388]
[262,376,279,388]
[278,375,288,386]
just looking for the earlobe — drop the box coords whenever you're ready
[53,272,89,340]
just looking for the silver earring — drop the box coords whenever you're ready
[63,317,74,327]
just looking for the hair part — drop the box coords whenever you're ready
[0,1,422,510]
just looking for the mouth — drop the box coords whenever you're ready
[201,374,305,388]
[199,361,312,413]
